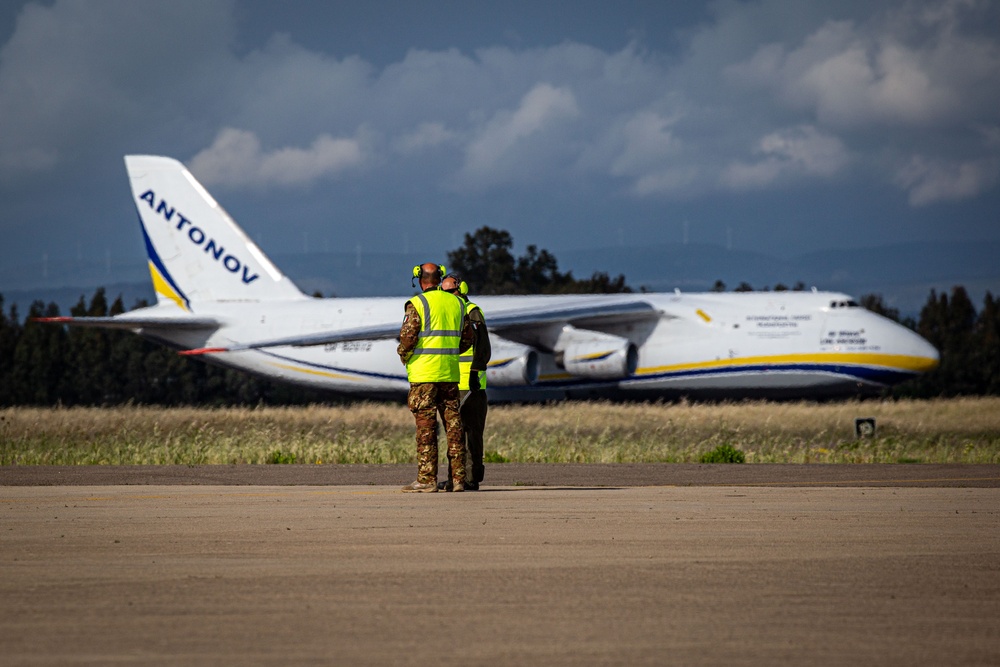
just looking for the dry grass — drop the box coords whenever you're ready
[0,404,414,465]
[2,398,999,465]
[483,398,1000,464]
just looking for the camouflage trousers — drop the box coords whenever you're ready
[408,382,465,485]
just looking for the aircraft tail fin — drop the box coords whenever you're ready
[124,155,305,310]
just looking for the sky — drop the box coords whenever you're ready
[1,0,998,285]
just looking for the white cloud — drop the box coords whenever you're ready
[795,33,954,126]
[229,34,374,139]
[610,112,680,177]
[394,122,457,155]
[759,125,848,176]
[721,125,848,190]
[719,159,786,191]
[1,0,998,266]
[631,167,700,197]
[457,83,580,187]
[596,111,699,197]
[189,128,365,188]
[3,0,995,204]
[723,2,1000,128]
[0,0,235,175]
[894,155,1000,206]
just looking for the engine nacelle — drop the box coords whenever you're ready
[486,338,539,387]
[560,338,638,380]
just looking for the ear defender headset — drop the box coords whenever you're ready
[443,273,469,296]
[411,264,446,288]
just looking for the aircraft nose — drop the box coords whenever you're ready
[869,313,939,373]
[914,333,940,372]
[895,325,939,372]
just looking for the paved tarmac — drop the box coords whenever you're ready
[2,465,999,666]
[4,463,1000,487]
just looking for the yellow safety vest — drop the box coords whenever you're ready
[458,300,487,391]
[405,289,464,383]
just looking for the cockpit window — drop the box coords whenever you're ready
[829,300,860,309]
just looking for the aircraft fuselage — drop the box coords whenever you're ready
[140,290,937,401]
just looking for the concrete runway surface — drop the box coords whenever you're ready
[2,466,1000,666]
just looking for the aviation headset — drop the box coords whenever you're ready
[411,264,446,288]
[443,273,469,297]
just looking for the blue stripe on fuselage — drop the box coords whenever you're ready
[536,362,919,389]
[258,349,407,382]
[251,354,918,390]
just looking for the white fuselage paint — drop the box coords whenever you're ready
[139,290,939,401]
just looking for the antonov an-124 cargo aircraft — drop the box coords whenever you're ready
[38,156,939,401]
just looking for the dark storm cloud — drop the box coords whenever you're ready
[0,0,997,274]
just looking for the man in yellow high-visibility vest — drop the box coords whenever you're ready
[397,263,474,492]
[439,273,491,491]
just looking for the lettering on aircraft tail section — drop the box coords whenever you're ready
[138,190,259,285]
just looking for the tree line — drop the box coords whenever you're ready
[1,227,997,405]
[0,290,331,407]
[447,227,630,294]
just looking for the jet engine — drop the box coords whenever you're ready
[559,335,638,380]
[486,337,539,386]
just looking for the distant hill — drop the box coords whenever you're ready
[3,240,998,320]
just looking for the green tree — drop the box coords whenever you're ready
[574,271,631,294]
[66,288,117,404]
[0,288,354,406]
[913,287,979,396]
[0,296,22,405]
[447,227,519,294]
[973,291,1000,395]
[515,244,569,293]
[11,301,68,404]
[448,226,630,295]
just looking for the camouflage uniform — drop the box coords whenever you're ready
[406,382,464,484]
[398,300,475,486]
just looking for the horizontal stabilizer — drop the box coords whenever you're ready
[34,315,219,331]
[179,347,228,356]
[180,322,401,355]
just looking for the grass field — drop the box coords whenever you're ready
[2,398,999,465]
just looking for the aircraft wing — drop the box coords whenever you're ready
[180,298,662,355]
[33,315,219,331]
[485,298,661,332]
